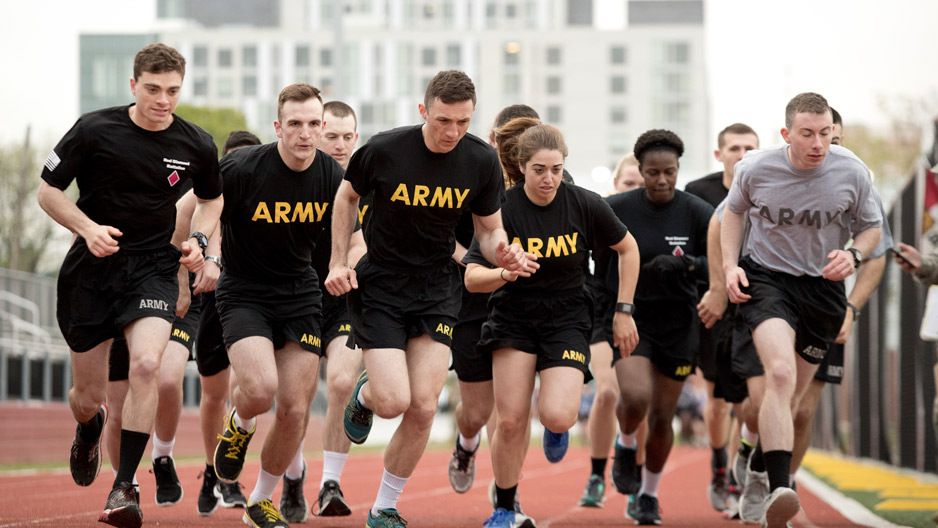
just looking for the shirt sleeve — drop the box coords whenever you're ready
[851,170,883,235]
[40,118,87,191]
[469,153,505,217]
[192,138,222,200]
[725,157,751,215]
[344,142,374,198]
[218,154,243,224]
[591,193,629,250]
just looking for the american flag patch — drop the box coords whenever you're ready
[44,150,61,172]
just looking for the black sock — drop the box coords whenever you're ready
[762,450,793,491]
[114,429,150,487]
[591,457,607,478]
[711,446,728,470]
[495,484,517,511]
[749,442,766,473]
[77,410,104,444]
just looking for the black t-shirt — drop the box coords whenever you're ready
[597,189,713,316]
[344,125,503,271]
[310,193,369,287]
[220,143,345,282]
[41,105,221,251]
[465,182,628,295]
[684,171,728,208]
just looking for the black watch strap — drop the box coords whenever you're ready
[190,232,208,252]
[616,302,635,315]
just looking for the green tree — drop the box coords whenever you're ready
[174,104,249,156]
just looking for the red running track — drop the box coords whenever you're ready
[0,402,860,527]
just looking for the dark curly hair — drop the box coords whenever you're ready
[633,129,684,166]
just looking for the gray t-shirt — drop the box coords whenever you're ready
[716,199,751,259]
[727,144,882,277]
[859,187,893,259]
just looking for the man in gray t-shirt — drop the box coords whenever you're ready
[721,92,882,527]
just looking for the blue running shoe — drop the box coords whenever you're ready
[483,508,516,528]
[344,371,373,444]
[542,428,569,463]
[367,508,408,528]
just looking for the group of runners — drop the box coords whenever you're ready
[41,42,897,528]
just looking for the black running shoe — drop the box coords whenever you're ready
[151,455,183,506]
[197,465,220,516]
[98,481,142,528]
[314,480,352,516]
[633,493,661,526]
[448,436,477,493]
[279,461,308,523]
[71,403,107,486]
[243,499,289,528]
[218,481,248,508]
[213,409,255,483]
[611,444,641,495]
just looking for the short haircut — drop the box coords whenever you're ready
[223,131,261,155]
[493,104,539,130]
[785,92,831,129]
[613,152,639,182]
[424,70,476,109]
[133,43,186,80]
[324,101,358,131]
[277,83,323,122]
[633,129,684,165]
[831,107,842,127]
[717,123,758,149]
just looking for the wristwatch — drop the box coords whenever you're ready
[847,247,863,269]
[615,302,635,315]
[203,255,223,269]
[190,232,209,253]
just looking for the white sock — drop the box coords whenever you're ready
[741,424,759,447]
[285,443,306,480]
[371,469,408,516]
[459,432,481,452]
[790,473,796,486]
[639,467,662,497]
[151,435,175,460]
[357,383,369,409]
[249,468,282,505]
[233,410,256,432]
[321,451,348,487]
[112,467,138,485]
[617,431,637,449]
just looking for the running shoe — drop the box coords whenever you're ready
[197,465,219,516]
[760,487,799,528]
[739,468,770,524]
[632,493,661,525]
[625,494,638,520]
[243,499,289,528]
[448,436,477,493]
[217,481,248,508]
[279,460,308,523]
[542,429,569,463]
[314,479,352,516]
[213,408,255,483]
[344,371,373,444]
[487,480,535,527]
[366,508,408,528]
[733,441,754,490]
[707,467,732,512]
[484,508,515,528]
[99,481,142,528]
[70,403,107,486]
[151,455,183,506]
[578,474,605,507]
[611,444,641,495]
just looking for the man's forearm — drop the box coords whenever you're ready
[477,226,508,266]
[721,210,744,270]
[850,227,882,258]
[849,255,885,309]
[37,182,96,237]
[707,214,725,292]
[190,195,224,242]
[330,187,358,269]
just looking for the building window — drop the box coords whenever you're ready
[610,106,627,124]
[486,1,497,26]
[656,42,689,64]
[504,73,520,95]
[243,45,257,68]
[610,45,626,64]
[547,76,562,94]
[446,44,461,68]
[361,103,375,124]
[546,105,562,123]
[504,44,520,65]
[610,133,628,155]
[296,45,310,67]
[546,46,561,65]
[610,75,627,94]
[655,101,690,122]
[218,49,232,68]
[193,77,208,96]
[422,47,436,66]
[193,46,208,67]
[506,3,517,18]
[656,73,689,93]
[567,0,593,25]
[243,75,257,96]
[320,48,332,67]
[217,77,233,97]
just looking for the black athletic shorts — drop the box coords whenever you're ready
[321,290,352,351]
[195,290,228,377]
[737,257,846,365]
[612,302,698,382]
[215,270,324,355]
[697,316,728,383]
[477,288,593,382]
[57,239,180,352]
[452,316,488,382]
[814,342,845,384]
[347,256,462,350]
[711,305,755,403]
[588,281,615,349]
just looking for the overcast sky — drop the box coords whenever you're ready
[2,0,937,166]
